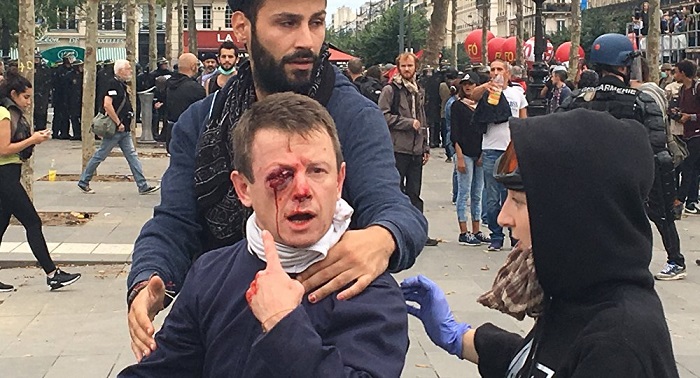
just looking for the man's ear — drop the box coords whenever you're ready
[231,170,253,207]
[336,162,346,200]
[232,11,250,45]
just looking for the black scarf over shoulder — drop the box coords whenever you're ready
[193,44,335,252]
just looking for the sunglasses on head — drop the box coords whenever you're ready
[494,142,525,191]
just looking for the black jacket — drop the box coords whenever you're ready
[474,109,679,378]
[164,73,206,123]
[449,98,482,158]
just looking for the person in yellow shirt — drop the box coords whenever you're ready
[0,68,81,292]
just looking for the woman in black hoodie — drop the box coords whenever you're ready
[402,109,679,377]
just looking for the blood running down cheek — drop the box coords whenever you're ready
[266,168,296,237]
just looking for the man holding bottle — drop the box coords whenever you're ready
[470,59,528,251]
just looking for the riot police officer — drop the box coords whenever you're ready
[558,33,687,280]
[68,60,84,140]
[33,53,51,131]
[51,57,73,139]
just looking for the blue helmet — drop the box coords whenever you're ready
[589,33,636,67]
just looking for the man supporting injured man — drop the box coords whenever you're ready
[119,93,409,377]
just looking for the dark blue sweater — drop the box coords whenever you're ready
[119,242,409,377]
[128,68,428,297]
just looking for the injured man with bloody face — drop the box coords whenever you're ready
[119,93,409,377]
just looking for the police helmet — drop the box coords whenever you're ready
[157,57,168,65]
[589,33,636,67]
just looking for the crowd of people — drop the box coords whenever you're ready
[0,0,699,374]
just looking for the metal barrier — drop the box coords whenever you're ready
[138,91,156,143]
[636,14,700,64]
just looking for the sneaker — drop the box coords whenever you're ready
[425,237,439,247]
[459,233,481,246]
[0,281,14,292]
[487,240,503,252]
[445,157,452,163]
[673,202,684,220]
[474,231,491,244]
[47,269,81,290]
[139,185,161,195]
[654,263,687,281]
[77,183,95,194]
[684,202,698,214]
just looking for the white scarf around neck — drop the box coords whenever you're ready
[246,198,354,273]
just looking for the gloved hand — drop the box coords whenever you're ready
[401,275,471,358]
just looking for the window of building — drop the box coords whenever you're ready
[557,20,566,32]
[225,5,233,28]
[183,5,189,29]
[99,4,124,30]
[202,6,212,29]
[53,7,78,30]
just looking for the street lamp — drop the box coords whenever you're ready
[526,0,548,116]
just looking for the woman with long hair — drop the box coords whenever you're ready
[0,68,80,292]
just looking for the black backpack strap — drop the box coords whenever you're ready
[389,82,401,116]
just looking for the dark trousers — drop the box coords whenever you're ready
[0,164,56,274]
[429,120,441,148]
[678,137,700,204]
[51,105,70,138]
[33,109,48,131]
[165,121,175,154]
[394,152,424,213]
[70,114,81,139]
[152,107,165,141]
[647,163,685,266]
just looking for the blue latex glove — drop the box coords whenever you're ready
[401,275,471,358]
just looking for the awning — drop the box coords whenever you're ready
[97,47,127,62]
[329,47,355,62]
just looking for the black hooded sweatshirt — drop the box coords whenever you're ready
[474,109,679,378]
[164,72,206,123]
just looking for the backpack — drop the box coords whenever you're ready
[385,82,403,129]
[357,77,383,104]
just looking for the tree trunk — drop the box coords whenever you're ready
[647,0,660,83]
[18,0,35,198]
[451,0,457,67]
[148,0,157,71]
[568,0,581,83]
[177,0,184,55]
[165,0,173,62]
[423,0,449,68]
[481,0,489,65]
[126,0,138,142]
[187,0,197,53]
[515,0,524,66]
[81,0,98,170]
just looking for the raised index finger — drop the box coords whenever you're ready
[261,230,284,272]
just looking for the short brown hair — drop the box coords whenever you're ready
[231,92,344,183]
[396,52,419,69]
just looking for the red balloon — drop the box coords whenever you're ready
[500,36,517,63]
[554,42,585,63]
[464,29,495,63]
[487,37,506,63]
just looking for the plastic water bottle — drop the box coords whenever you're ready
[487,74,504,106]
[48,159,56,182]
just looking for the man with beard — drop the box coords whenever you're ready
[378,52,437,247]
[205,41,239,95]
[126,0,427,361]
[33,53,51,131]
[198,52,218,87]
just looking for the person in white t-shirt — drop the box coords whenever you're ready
[469,60,528,251]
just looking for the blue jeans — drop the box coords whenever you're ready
[79,131,149,192]
[454,155,484,223]
[482,149,507,242]
[443,119,455,158]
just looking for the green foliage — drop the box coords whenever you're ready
[440,43,470,70]
[580,5,630,57]
[0,0,84,53]
[327,3,430,66]
[548,27,570,49]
